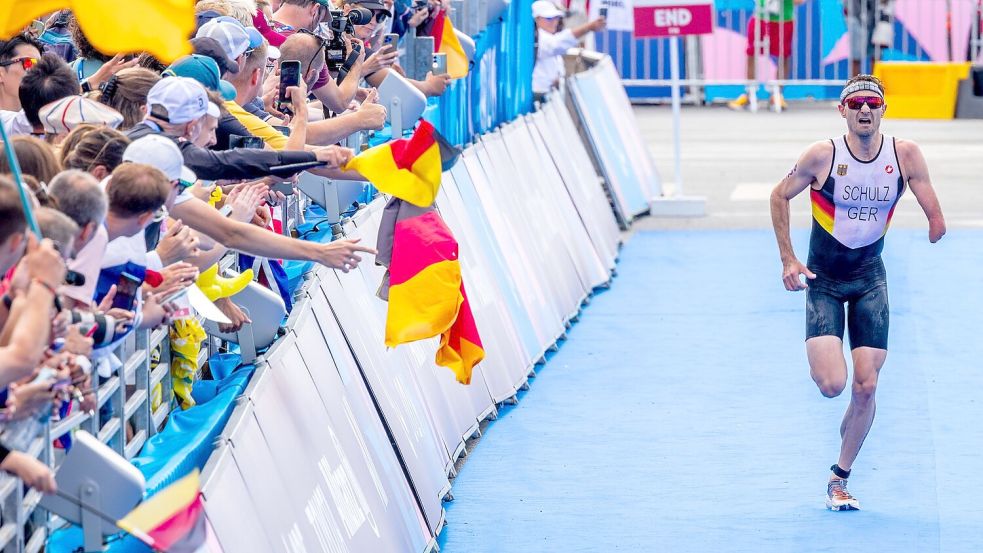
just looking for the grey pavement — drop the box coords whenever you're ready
[631,103,983,231]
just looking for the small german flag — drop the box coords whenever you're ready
[431,12,469,80]
[344,120,459,208]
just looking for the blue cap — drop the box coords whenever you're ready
[164,54,237,101]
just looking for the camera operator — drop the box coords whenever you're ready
[230,36,386,147]
[271,0,368,112]
[341,0,450,97]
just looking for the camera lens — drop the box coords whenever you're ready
[347,7,373,25]
[64,270,85,286]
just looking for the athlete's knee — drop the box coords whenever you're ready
[815,375,847,398]
[852,377,878,404]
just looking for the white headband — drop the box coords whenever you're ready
[840,81,884,102]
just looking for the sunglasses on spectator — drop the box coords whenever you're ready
[843,96,884,110]
[372,10,390,22]
[0,56,38,70]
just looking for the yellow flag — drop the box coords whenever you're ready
[0,0,194,63]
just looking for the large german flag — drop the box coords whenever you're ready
[344,121,459,208]
[380,199,484,384]
[431,12,469,80]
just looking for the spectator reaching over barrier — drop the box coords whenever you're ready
[125,77,350,179]
[341,0,451,98]
[531,0,605,100]
[269,33,387,140]
[46,169,111,308]
[0,178,66,388]
[271,0,375,111]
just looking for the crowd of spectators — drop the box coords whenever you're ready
[0,0,457,497]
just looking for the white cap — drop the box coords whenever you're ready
[122,135,197,183]
[146,77,219,124]
[39,95,124,134]
[196,16,264,60]
[532,0,563,18]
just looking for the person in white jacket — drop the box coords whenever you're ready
[531,0,605,97]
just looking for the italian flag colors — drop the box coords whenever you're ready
[386,210,484,384]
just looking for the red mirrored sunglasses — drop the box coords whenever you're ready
[0,57,38,70]
[843,96,884,110]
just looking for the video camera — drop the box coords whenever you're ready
[324,8,373,73]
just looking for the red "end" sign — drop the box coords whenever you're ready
[633,0,716,38]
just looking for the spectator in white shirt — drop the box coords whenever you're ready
[531,0,605,98]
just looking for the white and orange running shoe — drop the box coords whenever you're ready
[826,478,861,511]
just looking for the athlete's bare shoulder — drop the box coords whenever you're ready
[797,140,835,180]
[893,138,922,159]
[893,138,927,180]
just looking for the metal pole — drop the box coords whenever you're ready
[669,36,684,196]
[0,121,40,236]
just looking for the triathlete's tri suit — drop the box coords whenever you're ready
[806,134,905,349]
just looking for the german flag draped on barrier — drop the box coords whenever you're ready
[362,122,482,384]
[343,121,458,208]
[376,199,485,385]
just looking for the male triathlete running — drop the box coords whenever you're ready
[769,74,946,510]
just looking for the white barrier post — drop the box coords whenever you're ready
[648,35,706,217]
[631,1,708,216]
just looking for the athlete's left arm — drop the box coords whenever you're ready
[898,139,946,243]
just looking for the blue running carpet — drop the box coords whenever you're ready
[438,229,983,553]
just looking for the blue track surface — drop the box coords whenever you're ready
[439,229,983,553]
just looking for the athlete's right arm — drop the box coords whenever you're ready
[770,141,831,291]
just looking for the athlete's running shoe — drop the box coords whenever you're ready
[826,478,860,511]
[727,94,749,110]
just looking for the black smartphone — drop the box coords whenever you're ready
[272,125,291,137]
[230,134,264,149]
[278,60,302,115]
[111,272,141,312]
[600,7,608,18]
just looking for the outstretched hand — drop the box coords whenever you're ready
[317,238,377,273]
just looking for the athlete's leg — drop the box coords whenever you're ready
[837,346,886,470]
[838,272,889,470]
[806,282,847,397]
[807,337,847,397]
